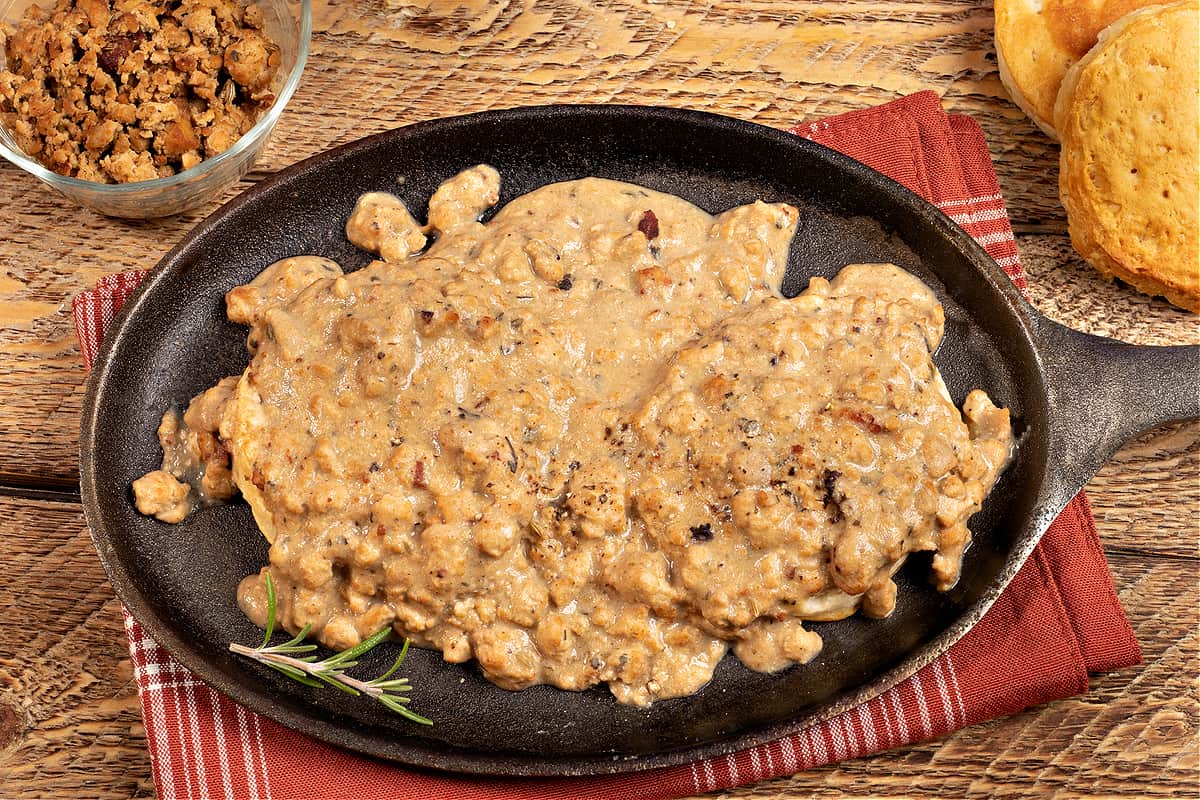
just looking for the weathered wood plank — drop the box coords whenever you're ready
[0,498,151,798]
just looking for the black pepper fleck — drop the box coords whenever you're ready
[821,469,844,523]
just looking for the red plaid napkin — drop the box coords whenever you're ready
[74,91,1140,800]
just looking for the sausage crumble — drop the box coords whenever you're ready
[0,0,280,183]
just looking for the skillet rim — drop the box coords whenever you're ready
[80,103,1049,776]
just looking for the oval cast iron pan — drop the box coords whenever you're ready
[80,105,1200,776]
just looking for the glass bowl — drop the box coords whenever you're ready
[0,0,311,218]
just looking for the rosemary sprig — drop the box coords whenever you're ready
[229,572,432,725]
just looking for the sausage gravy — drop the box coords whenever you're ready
[133,167,1013,706]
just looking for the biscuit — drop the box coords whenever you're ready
[994,0,1165,138]
[1056,1,1199,312]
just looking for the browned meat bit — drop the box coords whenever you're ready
[0,0,282,183]
[635,266,672,294]
[836,407,885,434]
[412,460,428,488]
[97,31,146,73]
[637,209,660,240]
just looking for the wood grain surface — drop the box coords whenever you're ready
[0,1,1196,797]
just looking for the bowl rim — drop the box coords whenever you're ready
[0,0,312,192]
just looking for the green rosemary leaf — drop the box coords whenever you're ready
[277,623,313,650]
[370,639,411,685]
[267,643,318,655]
[265,662,322,688]
[229,587,430,725]
[261,571,278,648]
[314,670,361,695]
[380,696,432,726]
[326,625,392,667]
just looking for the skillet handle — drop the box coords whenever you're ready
[1032,313,1200,491]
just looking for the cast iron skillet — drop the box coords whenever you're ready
[80,105,1199,776]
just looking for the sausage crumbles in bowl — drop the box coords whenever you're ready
[0,0,310,217]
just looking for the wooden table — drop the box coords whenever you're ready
[1,1,1196,797]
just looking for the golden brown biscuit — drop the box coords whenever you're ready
[994,0,1165,138]
[1055,1,1199,312]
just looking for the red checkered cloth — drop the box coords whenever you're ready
[74,91,1140,800]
